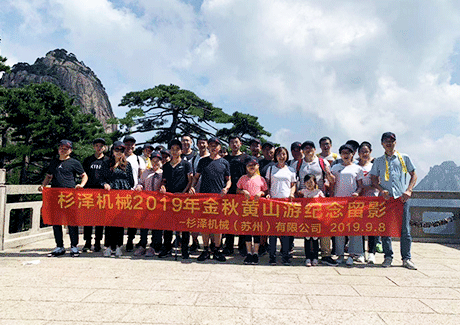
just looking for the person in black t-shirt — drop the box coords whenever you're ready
[82,138,109,253]
[39,140,88,257]
[259,141,276,178]
[190,137,231,262]
[223,135,248,256]
[181,134,198,162]
[159,139,193,259]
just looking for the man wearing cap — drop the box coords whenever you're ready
[39,140,88,257]
[190,137,231,262]
[140,143,154,169]
[81,138,109,252]
[259,141,276,178]
[181,134,198,162]
[371,132,417,270]
[249,139,262,159]
[223,135,249,256]
[123,135,146,251]
[294,140,337,266]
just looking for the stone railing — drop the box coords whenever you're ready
[0,169,53,250]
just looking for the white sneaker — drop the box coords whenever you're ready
[356,255,365,263]
[367,253,376,264]
[115,246,122,257]
[312,259,319,266]
[346,256,354,266]
[305,259,312,267]
[103,247,112,257]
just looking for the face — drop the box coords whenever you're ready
[208,142,221,155]
[151,157,162,170]
[358,146,371,161]
[302,145,315,158]
[113,146,125,158]
[229,138,241,153]
[181,136,193,151]
[170,144,182,158]
[276,149,288,164]
[93,143,106,155]
[320,139,332,152]
[382,139,396,153]
[291,147,302,160]
[305,178,316,190]
[197,140,208,151]
[161,154,170,164]
[58,145,72,156]
[124,141,135,155]
[143,147,153,157]
[262,146,275,160]
[246,163,259,174]
[250,142,261,155]
[340,149,353,163]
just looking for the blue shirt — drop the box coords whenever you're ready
[370,152,415,198]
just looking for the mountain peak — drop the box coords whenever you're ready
[416,161,460,191]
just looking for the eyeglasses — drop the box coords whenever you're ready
[114,148,124,152]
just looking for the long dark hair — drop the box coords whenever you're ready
[109,146,128,171]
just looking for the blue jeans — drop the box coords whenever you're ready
[382,201,411,260]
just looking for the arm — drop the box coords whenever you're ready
[76,173,88,189]
[183,173,193,193]
[353,179,363,197]
[221,176,231,196]
[371,174,390,200]
[38,174,53,191]
[289,182,296,199]
[401,170,417,203]
[189,173,200,194]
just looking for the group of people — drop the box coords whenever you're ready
[39,131,417,270]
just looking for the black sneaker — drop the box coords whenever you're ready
[244,254,253,265]
[222,247,234,256]
[252,254,259,265]
[82,241,91,252]
[126,241,134,252]
[197,250,211,261]
[321,256,338,266]
[189,242,199,252]
[94,241,101,252]
[213,251,226,262]
[282,258,291,266]
[269,257,276,265]
[158,248,172,258]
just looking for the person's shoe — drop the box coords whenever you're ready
[403,259,417,270]
[346,256,354,266]
[197,250,211,262]
[70,246,80,257]
[312,259,319,266]
[336,256,345,265]
[367,253,376,264]
[269,257,277,265]
[94,241,101,252]
[48,247,66,257]
[82,241,91,252]
[305,259,312,267]
[355,255,366,264]
[244,254,253,265]
[222,247,234,256]
[213,251,226,262]
[125,241,134,252]
[103,247,112,257]
[115,246,122,257]
[321,256,338,266]
[382,257,393,268]
[134,247,146,256]
[252,254,259,265]
[376,243,383,253]
[282,258,291,266]
[145,247,156,257]
[182,250,190,260]
[189,242,199,252]
[158,248,172,258]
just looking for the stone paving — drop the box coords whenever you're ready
[0,237,459,324]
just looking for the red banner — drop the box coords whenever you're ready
[41,188,403,237]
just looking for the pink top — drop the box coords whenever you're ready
[237,174,268,196]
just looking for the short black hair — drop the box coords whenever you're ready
[319,136,332,146]
[359,141,372,151]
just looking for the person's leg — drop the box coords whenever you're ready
[95,226,104,242]
[304,237,312,260]
[382,236,393,259]
[181,231,190,258]
[280,236,290,263]
[334,236,346,257]
[53,225,64,247]
[152,230,163,251]
[312,238,319,260]
[253,236,260,254]
[320,236,332,256]
[139,229,148,248]
[368,236,377,254]
[348,236,364,256]
[269,236,277,261]
[400,202,412,260]
[126,228,137,250]
[68,226,79,247]
[224,234,235,254]
[83,226,92,243]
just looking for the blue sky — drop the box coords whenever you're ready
[2,0,460,181]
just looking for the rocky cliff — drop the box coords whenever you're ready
[415,161,460,191]
[0,49,115,132]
